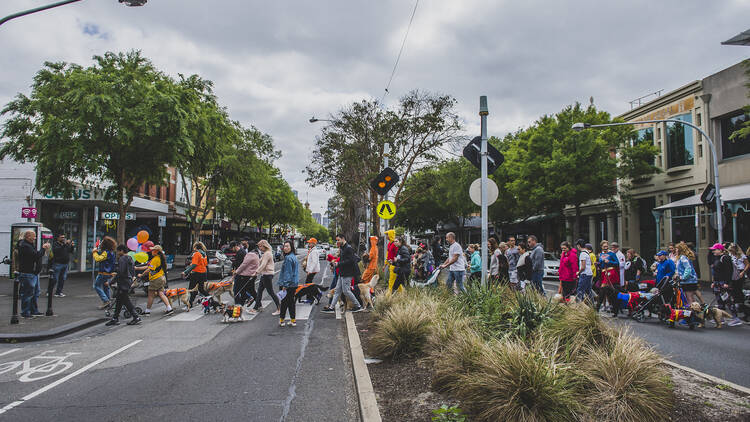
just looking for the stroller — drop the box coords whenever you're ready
[634,276,698,329]
[630,276,672,323]
[105,276,144,319]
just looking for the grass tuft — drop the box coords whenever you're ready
[541,302,616,357]
[369,301,433,360]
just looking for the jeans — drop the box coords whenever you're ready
[446,270,465,292]
[531,270,546,296]
[52,263,69,295]
[330,276,359,308]
[93,274,113,303]
[254,274,280,310]
[330,273,339,290]
[577,274,594,303]
[18,272,40,316]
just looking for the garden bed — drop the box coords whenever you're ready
[353,288,750,422]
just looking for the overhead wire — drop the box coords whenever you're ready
[380,0,419,105]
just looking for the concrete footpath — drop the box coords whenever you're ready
[0,267,189,341]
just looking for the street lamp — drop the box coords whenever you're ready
[573,119,724,244]
[1,0,146,27]
[309,117,333,124]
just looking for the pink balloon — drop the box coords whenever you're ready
[127,237,139,251]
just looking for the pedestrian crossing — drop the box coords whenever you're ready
[165,299,318,322]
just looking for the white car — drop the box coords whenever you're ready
[543,252,560,280]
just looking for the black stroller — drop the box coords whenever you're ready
[105,276,144,319]
[630,276,671,323]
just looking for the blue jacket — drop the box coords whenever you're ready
[470,251,481,273]
[277,253,299,288]
[655,259,676,283]
[676,255,697,284]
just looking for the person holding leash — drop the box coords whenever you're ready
[106,244,141,326]
[254,240,280,315]
[233,240,259,309]
[184,242,208,308]
[137,243,173,316]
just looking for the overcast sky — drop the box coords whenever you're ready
[1,0,748,215]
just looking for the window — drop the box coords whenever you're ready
[670,192,695,244]
[666,113,694,168]
[633,127,655,164]
[696,113,702,127]
[721,111,750,159]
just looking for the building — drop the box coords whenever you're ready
[312,212,322,225]
[563,60,750,276]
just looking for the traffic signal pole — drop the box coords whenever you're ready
[479,96,489,287]
[382,143,390,275]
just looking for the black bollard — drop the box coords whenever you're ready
[46,268,56,316]
[11,278,20,324]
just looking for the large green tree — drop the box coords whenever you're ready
[0,51,188,242]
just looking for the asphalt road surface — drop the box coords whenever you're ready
[0,255,359,421]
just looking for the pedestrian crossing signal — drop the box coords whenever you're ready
[370,167,400,196]
[376,200,396,220]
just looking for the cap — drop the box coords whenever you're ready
[141,241,155,252]
[307,238,317,244]
[150,244,163,253]
[584,243,593,250]
[709,243,725,251]
[656,250,668,256]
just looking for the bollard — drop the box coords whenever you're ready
[46,268,56,316]
[11,278,20,324]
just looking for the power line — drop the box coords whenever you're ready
[380,0,419,104]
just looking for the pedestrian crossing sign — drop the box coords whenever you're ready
[376,200,396,220]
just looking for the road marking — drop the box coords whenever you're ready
[0,339,142,415]
[0,349,20,358]
[295,303,313,320]
[168,311,204,322]
[335,303,342,320]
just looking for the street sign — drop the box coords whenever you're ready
[463,136,504,174]
[101,212,136,220]
[158,216,167,227]
[700,183,716,207]
[469,178,498,206]
[376,200,396,220]
[370,167,400,196]
[358,222,366,233]
[20,207,37,219]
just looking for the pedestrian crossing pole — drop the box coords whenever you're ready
[479,96,489,287]
[382,143,390,274]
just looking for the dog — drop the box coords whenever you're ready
[164,288,190,311]
[356,275,379,310]
[189,278,234,305]
[295,283,329,304]
[201,296,222,314]
[220,304,244,323]
[695,303,734,328]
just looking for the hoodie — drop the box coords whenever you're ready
[361,236,379,283]
[558,248,579,282]
[385,230,398,261]
[470,251,481,273]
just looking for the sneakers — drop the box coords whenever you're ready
[54,293,66,298]
[127,317,141,325]
[351,306,364,313]
[279,319,286,327]
[271,310,280,316]
[321,307,335,313]
[164,309,175,316]
[142,310,151,316]
[728,317,743,327]
[290,319,297,327]
[105,319,120,326]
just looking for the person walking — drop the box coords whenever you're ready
[489,238,501,284]
[439,232,466,294]
[597,240,620,288]
[515,242,531,291]
[322,234,363,313]
[431,237,445,264]
[277,240,299,327]
[92,236,117,309]
[506,236,520,288]
[50,233,73,297]
[391,237,411,293]
[728,243,749,323]
[675,241,704,305]
[624,248,647,291]
[385,230,402,294]
[137,244,173,316]
[303,238,320,283]
[558,241,578,299]
[230,240,247,275]
[575,239,594,303]
[527,235,546,296]
[468,244,481,283]
[361,236,379,284]
[16,230,50,318]
[184,242,208,308]
[234,240,259,309]
[105,244,141,326]
[611,242,627,288]
[254,240,281,315]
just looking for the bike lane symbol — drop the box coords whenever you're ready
[0,350,81,382]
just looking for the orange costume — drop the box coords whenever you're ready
[361,236,379,283]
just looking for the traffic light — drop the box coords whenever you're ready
[700,183,716,206]
[370,167,400,196]
[463,136,504,174]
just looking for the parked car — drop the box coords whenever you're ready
[183,249,232,278]
[543,252,560,280]
[320,243,330,252]
[316,246,326,260]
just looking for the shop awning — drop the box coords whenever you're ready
[654,183,750,210]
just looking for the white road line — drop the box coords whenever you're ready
[0,339,142,415]
[168,311,204,322]
[0,349,20,358]
[335,303,342,320]
[294,303,313,320]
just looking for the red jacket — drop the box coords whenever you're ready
[559,249,579,282]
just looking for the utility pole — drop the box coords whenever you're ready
[382,143,391,272]
[479,96,489,287]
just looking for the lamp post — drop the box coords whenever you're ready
[1,0,146,27]
[572,119,724,244]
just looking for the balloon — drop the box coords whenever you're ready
[127,251,136,258]
[127,238,139,251]
[137,230,149,244]
[133,252,149,263]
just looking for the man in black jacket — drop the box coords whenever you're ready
[230,241,246,274]
[106,245,141,326]
[322,234,363,313]
[16,230,50,318]
[51,233,74,297]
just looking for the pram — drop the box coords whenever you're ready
[630,276,672,323]
[105,276,144,319]
[411,268,441,288]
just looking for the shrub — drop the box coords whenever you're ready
[503,290,559,339]
[431,325,487,393]
[451,283,515,338]
[457,338,581,421]
[541,302,616,357]
[369,301,433,360]
[431,404,466,422]
[428,307,474,353]
[576,330,674,421]
[371,290,399,322]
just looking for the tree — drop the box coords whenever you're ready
[306,90,463,236]
[729,59,750,142]
[0,51,188,242]
[502,103,660,240]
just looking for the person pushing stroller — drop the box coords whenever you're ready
[106,245,142,326]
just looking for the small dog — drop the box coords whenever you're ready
[696,303,734,328]
[356,275,379,310]
[295,283,329,304]
[189,278,234,305]
[201,296,222,314]
[220,304,244,323]
[164,288,190,311]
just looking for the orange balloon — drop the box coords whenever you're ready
[136,230,149,243]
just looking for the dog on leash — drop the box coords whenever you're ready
[295,283,329,304]
[164,288,190,311]
[189,278,234,305]
[201,296,222,314]
[693,302,734,328]
[356,275,379,310]
[220,304,244,323]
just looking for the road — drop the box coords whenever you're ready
[0,255,359,421]
[542,280,750,388]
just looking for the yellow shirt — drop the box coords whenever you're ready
[148,255,165,281]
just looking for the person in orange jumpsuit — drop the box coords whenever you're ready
[361,236,379,283]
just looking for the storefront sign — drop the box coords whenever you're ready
[43,186,108,201]
[172,222,189,228]
[101,212,136,220]
[21,207,38,219]
[158,216,167,227]
[55,211,79,220]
